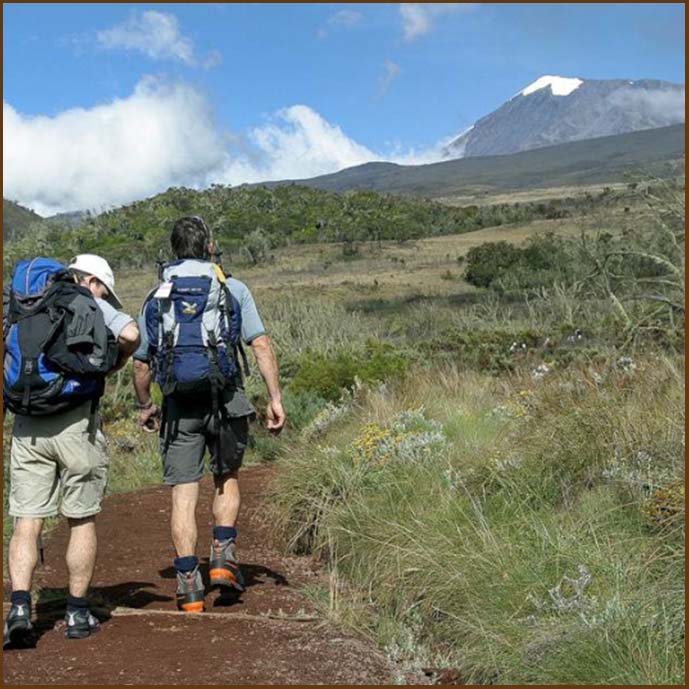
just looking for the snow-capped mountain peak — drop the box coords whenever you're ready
[519,75,583,97]
[443,76,684,159]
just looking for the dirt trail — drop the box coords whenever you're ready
[2,466,396,685]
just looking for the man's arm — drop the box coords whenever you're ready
[133,358,160,431]
[110,321,141,373]
[250,334,286,433]
[95,297,140,373]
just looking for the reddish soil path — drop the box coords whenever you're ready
[3,466,394,685]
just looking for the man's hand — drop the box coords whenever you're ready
[133,359,160,432]
[139,404,161,433]
[266,398,286,434]
[251,335,287,434]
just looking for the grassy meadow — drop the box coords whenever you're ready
[3,180,684,684]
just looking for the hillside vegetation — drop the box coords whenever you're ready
[2,176,663,276]
[2,199,42,242]
[3,171,684,684]
[263,182,684,684]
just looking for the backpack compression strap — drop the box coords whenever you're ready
[211,262,250,380]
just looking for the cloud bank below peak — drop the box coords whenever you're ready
[3,79,445,215]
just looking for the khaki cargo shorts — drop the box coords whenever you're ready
[9,402,109,520]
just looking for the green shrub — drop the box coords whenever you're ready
[464,233,579,291]
[289,341,412,402]
[281,389,330,431]
[464,241,522,288]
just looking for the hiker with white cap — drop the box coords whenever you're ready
[3,253,140,649]
[67,254,134,371]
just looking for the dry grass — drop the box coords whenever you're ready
[117,215,599,316]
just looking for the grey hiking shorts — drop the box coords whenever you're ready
[160,393,253,485]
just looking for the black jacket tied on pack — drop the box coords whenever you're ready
[3,258,119,422]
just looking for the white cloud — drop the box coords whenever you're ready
[329,10,363,27]
[97,11,220,67]
[219,105,377,184]
[3,79,447,215]
[3,78,226,215]
[202,49,223,70]
[318,8,363,38]
[378,60,402,98]
[400,3,478,41]
[608,87,685,125]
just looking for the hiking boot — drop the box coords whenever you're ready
[209,539,245,592]
[3,603,34,649]
[176,566,206,612]
[64,608,101,640]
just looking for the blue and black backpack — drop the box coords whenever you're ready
[144,259,246,408]
[3,257,119,417]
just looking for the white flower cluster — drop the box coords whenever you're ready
[528,565,596,615]
[441,467,461,492]
[492,455,524,472]
[395,430,446,463]
[548,564,595,612]
[579,594,625,629]
[531,363,551,380]
[601,449,675,489]
[302,399,351,438]
[489,404,514,419]
[389,407,442,433]
[617,356,637,373]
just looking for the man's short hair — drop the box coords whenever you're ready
[171,216,211,259]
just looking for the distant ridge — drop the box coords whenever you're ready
[262,124,685,198]
[2,199,42,241]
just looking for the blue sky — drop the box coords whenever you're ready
[3,3,685,214]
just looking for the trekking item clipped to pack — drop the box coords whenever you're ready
[144,259,244,399]
[3,257,119,416]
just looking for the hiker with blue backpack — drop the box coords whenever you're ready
[132,216,286,612]
[3,254,140,648]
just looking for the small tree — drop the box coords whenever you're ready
[241,228,272,265]
[578,180,684,341]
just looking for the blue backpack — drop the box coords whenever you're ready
[3,257,118,417]
[144,259,245,402]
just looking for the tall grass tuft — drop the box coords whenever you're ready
[270,359,684,684]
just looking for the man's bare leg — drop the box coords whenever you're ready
[212,470,240,527]
[65,517,97,598]
[5,518,43,646]
[9,518,44,592]
[171,482,200,557]
[170,482,205,612]
[209,470,243,590]
[63,516,101,638]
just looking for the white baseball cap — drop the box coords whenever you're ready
[68,254,123,309]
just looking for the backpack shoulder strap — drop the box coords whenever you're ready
[140,286,160,316]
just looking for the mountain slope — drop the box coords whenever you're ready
[2,199,44,241]
[443,76,685,158]
[266,124,684,198]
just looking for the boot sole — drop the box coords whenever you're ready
[4,624,34,649]
[66,626,99,640]
[177,600,205,613]
[209,567,245,592]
